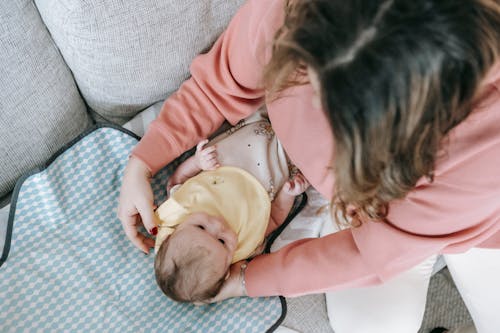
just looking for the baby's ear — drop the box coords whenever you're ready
[224,270,231,281]
[154,233,171,254]
[159,233,170,243]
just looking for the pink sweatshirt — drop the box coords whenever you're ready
[133,0,500,297]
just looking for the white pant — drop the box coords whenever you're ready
[320,221,500,333]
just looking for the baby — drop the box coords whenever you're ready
[153,110,308,303]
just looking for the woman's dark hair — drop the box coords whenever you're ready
[265,0,500,225]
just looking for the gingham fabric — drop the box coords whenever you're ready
[0,126,283,333]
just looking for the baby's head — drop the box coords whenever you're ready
[154,212,238,303]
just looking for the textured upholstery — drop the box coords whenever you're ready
[0,0,92,198]
[34,0,245,124]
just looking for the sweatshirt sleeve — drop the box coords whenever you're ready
[246,229,383,297]
[246,174,500,297]
[246,85,500,297]
[132,0,284,174]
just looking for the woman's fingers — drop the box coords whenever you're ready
[118,156,157,254]
[119,212,150,254]
[136,200,160,235]
[206,261,247,303]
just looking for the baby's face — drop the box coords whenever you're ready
[171,212,238,275]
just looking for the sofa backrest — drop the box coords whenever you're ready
[0,0,246,200]
[0,0,93,199]
[34,0,246,124]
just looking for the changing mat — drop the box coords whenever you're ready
[0,125,293,333]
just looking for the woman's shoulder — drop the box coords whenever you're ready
[244,0,285,28]
[232,0,286,64]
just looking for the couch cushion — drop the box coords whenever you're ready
[0,0,92,199]
[34,0,246,124]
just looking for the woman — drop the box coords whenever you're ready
[118,0,500,332]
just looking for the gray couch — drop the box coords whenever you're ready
[0,1,473,332]
[1,0,246,200]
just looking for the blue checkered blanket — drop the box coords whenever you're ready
[0,125,284,333]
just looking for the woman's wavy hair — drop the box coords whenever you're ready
[265,0,500,225]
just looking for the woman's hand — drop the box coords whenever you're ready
[117,156,159,254]
[206,261,248,303]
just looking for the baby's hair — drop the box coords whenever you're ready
[154,233,226,303]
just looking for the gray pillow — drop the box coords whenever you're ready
[34,0,246,124]
[0,0,92,199]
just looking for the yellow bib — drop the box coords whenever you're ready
[154,166,271,263]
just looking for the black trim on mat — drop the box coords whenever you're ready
[265,193,308,254]
[1,123,310,333]
[264,192,308,333]
[1,123,139,267]
[267,296,288,333]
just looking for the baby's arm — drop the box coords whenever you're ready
[166,140,219,191]
[265,173,309,236]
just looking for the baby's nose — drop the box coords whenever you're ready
[206,222,224,236]
[207,218,229,237]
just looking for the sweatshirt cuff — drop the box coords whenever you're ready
[131,123,183,175]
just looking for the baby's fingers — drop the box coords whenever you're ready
[205,157,220,170]
[199,150,219,170]
[210,163,220,170]
[282,180,293,193]
[166,179,176,193]
[298,174,310,189]
[284,173,309,195]
[200,145,217,156]
[196,139,209,152]
[294,174,306,188]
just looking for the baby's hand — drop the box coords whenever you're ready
[283,173,310,196]
[195,139,219,171]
